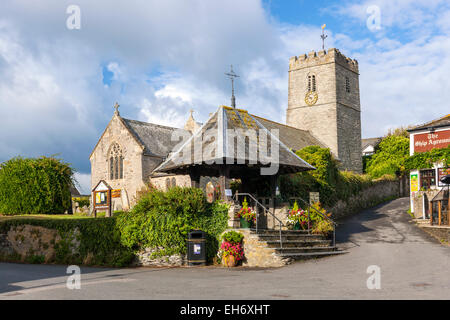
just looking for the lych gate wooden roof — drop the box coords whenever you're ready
[153,106,315,174]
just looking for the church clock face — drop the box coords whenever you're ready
[305,91,318,106]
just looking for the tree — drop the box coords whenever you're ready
[365,135,410,178]
[0,156,74,215]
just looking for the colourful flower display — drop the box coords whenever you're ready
[220,241,244,261]
[235,197,256,222]
[286,201,308,230]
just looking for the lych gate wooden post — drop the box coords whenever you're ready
[218,165,230,201]
[448,195,450,226]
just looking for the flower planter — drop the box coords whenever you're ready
[222,254,237,267]
[240,217,253,229]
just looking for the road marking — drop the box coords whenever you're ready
[1,277,135,297]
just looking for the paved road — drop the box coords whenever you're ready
[0,197,449,299]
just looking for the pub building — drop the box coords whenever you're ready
[408,114,450,225]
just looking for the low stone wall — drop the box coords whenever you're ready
[133,247,185,267]
[0,224,80,263]
[225,229,292,268]
[418,225,450,245]
[330,179,400,220]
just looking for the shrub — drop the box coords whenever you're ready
[0,217,135,267]
[365,135,410,178]
[221,230,244,243]
[0,156,74,215]
[405,146,450,170]
[116,187,229,262]
[280,146,379,209]
[312,220,333,236]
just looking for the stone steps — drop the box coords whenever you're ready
[278,251,346,259]
[250,228,310,235]
[250,228,343,260]
[257,234,325,241]
[265,239,332,248]
[274,246,337,254]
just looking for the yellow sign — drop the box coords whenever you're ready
[410,174,418,192]
[111,189,121,198]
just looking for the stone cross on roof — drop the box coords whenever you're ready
[225,65,239,108]
[114,102,120,115]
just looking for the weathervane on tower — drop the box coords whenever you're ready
[321,24,328,51]
[225,65,239,108]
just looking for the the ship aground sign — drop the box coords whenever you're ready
[413,129,450,153]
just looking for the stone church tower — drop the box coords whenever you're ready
[286,48,362,173]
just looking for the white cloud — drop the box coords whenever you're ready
[1,0,449,181]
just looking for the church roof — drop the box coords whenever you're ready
[252,115,327,151]
[153,106,315,174]
[121,118,191,158]
[408,114,450,133]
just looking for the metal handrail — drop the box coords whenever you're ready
[233,192,284,249]
[289,197,337,248]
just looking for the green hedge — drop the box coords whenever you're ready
[116,187,229,262]
[0,157,73,215]
[366,135,410,178]
[280,146,393,208]
[405,146,450,170]
[0,217,134,267]
[0,187,229,266]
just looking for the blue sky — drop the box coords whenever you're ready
[0,0,449,194]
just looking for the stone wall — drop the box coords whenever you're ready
[150,174,192,191]
[330,179,400,220]
[418,225,450,245]
[0,224,80,263]
[224,229,292,268]
[411,189,440,219]
[133,247,185,267]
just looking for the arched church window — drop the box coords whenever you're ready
[308,75,316,92]
[171,177,176,187]
[108,143,123,180]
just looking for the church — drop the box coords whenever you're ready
[90,48,362,212]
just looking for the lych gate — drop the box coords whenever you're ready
[153,105,315,227]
